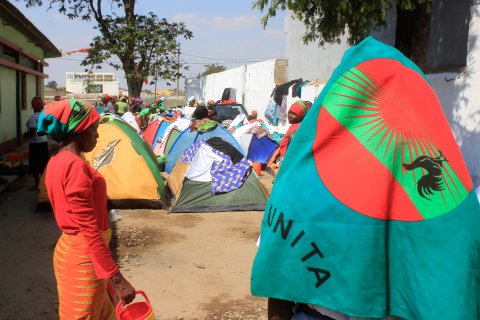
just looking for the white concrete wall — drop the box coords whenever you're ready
[202,65,246,103]
[426,5,480,185]
[244,59,287,117]
[285,8,396,82]
[286,17,350,82]
[200,59,288,128]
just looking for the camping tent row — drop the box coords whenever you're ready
[37,115,269,213]
[142,118,191,159]
[142,116,279,169]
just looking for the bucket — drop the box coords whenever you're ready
[251,162,262,176]
[116,290,155,320]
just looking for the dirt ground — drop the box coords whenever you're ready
[0,172,275,320]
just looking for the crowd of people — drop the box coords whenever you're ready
[91,94,225,133]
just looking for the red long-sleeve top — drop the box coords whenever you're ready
[45,150,119,279]
[279,123,300,157]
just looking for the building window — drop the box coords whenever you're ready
[2,46,18,62]
[84,84,103,93]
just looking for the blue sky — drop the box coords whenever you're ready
[15,0,286,90]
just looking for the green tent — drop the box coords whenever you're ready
[168,140,269,213]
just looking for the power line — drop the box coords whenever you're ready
[182,52,278,63]
[59,52,281,64]
[57,57,270,65]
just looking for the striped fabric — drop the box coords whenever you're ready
[53,229,116,320]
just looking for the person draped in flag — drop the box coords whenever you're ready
[251,37,480,320]
[38,98,136,319]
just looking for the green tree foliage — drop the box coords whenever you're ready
[23,0,192,97]
[253,0,432,69]
[82,73,98,93]
[200,63,227,77]
[46,80,58,88]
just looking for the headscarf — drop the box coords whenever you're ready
[100,94,111,103]
[37,98,100,142]
[289,100,312,120]
[31,97,44,112]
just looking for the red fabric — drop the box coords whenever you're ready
[45,151,118,279]
[218,100,236,105]
[289,100,312,119]
[73,107,100,133]
[45,100,72,124]
[279,123,300,156]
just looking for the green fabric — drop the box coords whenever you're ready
[195,120,218,133]
[116,101,129,115]
[139,108,151,116]
[172,174,268,212]
[250,37,480,319]
[165,129,181,156]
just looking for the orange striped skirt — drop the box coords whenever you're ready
[53,229,116,320]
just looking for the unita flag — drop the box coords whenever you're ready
[251,37,480,319]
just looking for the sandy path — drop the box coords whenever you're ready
[113,210,267,319]
[0,173,274,319]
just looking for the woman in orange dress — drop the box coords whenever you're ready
[38,98,136,319]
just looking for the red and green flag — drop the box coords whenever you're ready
[251,37,480,319]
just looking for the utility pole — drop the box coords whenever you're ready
[176,47,180,97]
[154,59,157,100]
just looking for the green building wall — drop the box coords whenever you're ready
[0,16,45,60]
[0,14,51,154]
[0,66,17,144]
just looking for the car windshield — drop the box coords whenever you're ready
[214,104,245,121]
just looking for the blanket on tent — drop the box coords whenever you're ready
[181,140,252,194]
[210,152,251,194]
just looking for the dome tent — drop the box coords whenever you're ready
[233,122,278,165]
[168,138,269,213]
[142,118,173,152]
[83,115,166,209]
[165,125,244,174]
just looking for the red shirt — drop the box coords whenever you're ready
[45,150,118,279]
[279,123,300,157]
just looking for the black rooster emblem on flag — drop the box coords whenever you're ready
[402,152,447,200]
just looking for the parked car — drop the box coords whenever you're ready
[213,101,249,124]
